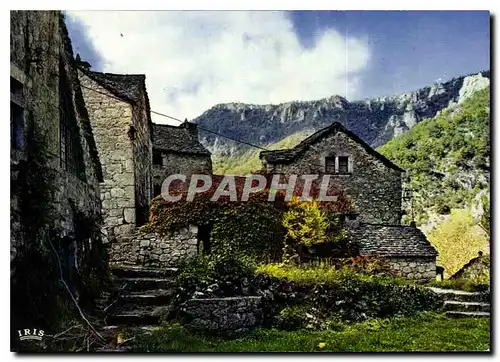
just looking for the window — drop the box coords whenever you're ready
[338,156,349,173]
[10,76,24,149]
[325,156,335,173]
[153,151,163,166]
[59,57,86,180]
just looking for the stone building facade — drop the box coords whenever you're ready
[260,122,403,225]
[77,67,153,238]
[10,11,103,264]
[260,122,437,281]
[10,12,108,341]
[152,122,212,196]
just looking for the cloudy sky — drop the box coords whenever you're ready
[66,10,490,124]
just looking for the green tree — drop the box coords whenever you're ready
[282,197,329,264]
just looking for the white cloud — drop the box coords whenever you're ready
[67,11,370,124]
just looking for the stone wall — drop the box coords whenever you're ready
[264,131,402,224]
[180,296,263,334]
[131,91,152,225]
[109,226,199,267]
[152,152,212,195]
[78,71,136,238]
[10,11,102,265]
[385,256,436,282]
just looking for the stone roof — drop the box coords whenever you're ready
[354,224,438,257]
[153,123,211,155]
[78,66,154,136]
[450,252,489,280]
[259,121,404,172]
[79,69,145,104]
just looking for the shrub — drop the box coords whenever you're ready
[301,278,443,321]
[273,306,311,330]
[176,255,214,286]
[346,256,396,276]
[255,262,443,322]
[211,254,257,281]
[174,254,258,305]
[283,198,329,247]
[256,257,398,285]
[143,177,288,260]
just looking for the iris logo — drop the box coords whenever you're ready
[17,328,44,341]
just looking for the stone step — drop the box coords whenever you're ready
[100,324,161,335]
[117,289,176,309]
[444,301,490,313]
[427,287,489,303]
[111,266,178,279]
[106,309,161,326]
[112,277,177,292]
[445,311,490,318]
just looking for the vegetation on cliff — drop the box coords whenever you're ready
[377,88,490,225]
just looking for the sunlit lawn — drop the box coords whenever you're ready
[131,312,490,352]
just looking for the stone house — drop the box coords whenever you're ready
[259,121,437,281]
[10,11,107,339]
[152,122,212,196]
[260,121,403,225]
[77,67,153,238]
[10,10,103,264]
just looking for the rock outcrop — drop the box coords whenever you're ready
[193,71,490,156]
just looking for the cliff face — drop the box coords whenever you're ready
[193,71,490,156]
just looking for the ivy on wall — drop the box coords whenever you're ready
[142,174,354,261]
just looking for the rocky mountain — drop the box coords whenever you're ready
[193,71,490,156]
[377,87,490,230]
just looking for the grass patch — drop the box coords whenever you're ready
[132,312,490,352]
[255,262,410,286]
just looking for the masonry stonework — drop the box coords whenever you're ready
[385,257,436,281]
[10,11,103,266]
[152,123,212,196]
[153,153,212,190]
[180,296,263,334]
[131,92,153,226]
[109,226,199,267]
[78,73,135,237]
[78,69,154,241]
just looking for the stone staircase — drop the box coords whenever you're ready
[428,287,490,318]
[94,266,179,351]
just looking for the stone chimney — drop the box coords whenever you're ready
[75,53,92,71]
[182,118,199,139]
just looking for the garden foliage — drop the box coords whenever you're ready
[142,174,353,261]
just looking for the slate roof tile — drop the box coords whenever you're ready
[153,123,210,155]
[354,224,438,257]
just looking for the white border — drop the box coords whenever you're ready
[2,2,496,361]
